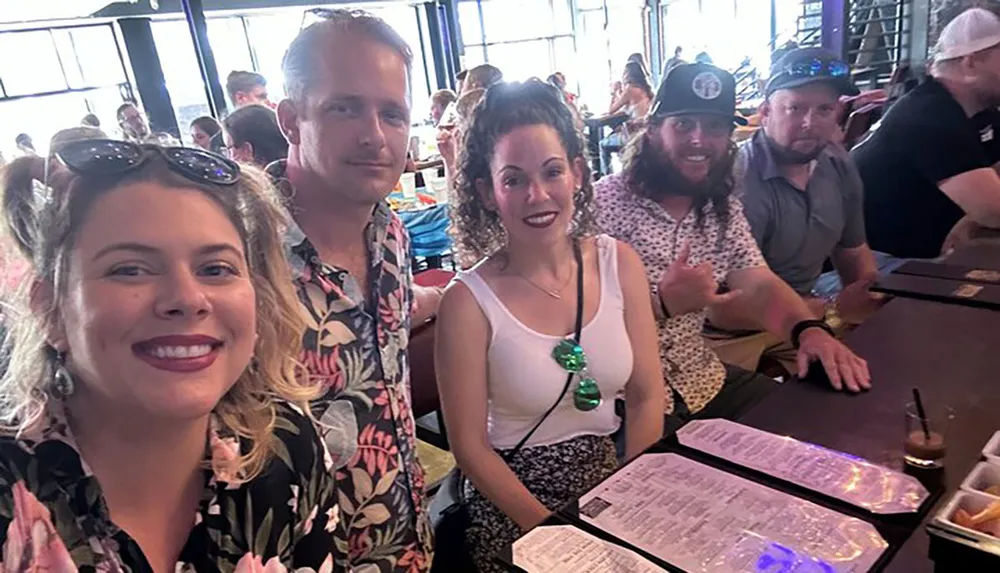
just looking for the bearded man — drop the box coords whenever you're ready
[594,63,871,434]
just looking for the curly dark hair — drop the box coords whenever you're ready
[452,79,596,261]
[621,114,737,233]
[623,61,654,99]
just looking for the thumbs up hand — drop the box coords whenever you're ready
[656,242,743,317]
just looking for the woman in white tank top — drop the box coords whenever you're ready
[434,80,665,572]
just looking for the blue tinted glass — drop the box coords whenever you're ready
[829,61,850,77]
[164,147,239,185]
[789,62,811,76]
[785,58,850,79]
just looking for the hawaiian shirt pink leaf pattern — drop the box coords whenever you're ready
[1,481,76,572]
[0,402,343,572]
[274,160,433,572]
[301,346,345,394]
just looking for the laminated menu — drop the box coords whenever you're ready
[677,419,929,514]
[578,453,888,573]
[512,525,663,572]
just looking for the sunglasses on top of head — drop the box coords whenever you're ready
[54,139,241,186]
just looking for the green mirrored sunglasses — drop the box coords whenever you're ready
[552,339,602,411]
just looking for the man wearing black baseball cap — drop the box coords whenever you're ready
[708,48,883,371]
[595,63,871,433]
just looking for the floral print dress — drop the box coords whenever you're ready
[0,401,344,572]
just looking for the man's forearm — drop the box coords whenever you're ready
[753,278,817,341]
[835,257,877,287]
[705,297,766,331]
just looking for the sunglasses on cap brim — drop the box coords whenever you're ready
[777,58,850,80]
[55,139,241,186]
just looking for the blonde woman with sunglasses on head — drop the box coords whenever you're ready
[0,141,344,572]
[434,81,664,572]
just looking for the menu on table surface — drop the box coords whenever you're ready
[677,419,929,514]
[578,453,888,573]
[512,525,663,572]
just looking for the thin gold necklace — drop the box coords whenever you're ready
[515,262,575,299]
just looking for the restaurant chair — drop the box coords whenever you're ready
[410,269,456,451]
[843,102,884,151]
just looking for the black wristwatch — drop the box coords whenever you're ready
[652,288,672,320]
[791,319,834,348]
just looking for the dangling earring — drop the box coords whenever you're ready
[52,352,75,398]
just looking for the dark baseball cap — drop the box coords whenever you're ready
[650,63,748,126]
[765,47,859,97]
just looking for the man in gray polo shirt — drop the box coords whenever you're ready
[708,48,883,370]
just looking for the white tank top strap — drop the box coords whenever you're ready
[453,266,504,343]
[595,234,623,305]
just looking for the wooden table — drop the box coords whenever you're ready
[502,242,1000,570]
[946,238,1000,267]
[739,297,1000,572]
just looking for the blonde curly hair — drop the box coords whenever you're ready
[0,150,316,482]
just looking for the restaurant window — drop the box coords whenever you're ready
[0,24,131,159]
[606,0,646,72]
[207,17,255,105]
[0,31,70,96]
[244,12,304,102]
[151,20,211,144]
[661,0,801,76]
[58,26,128,89]
[0,86,126,160]
[457,0,577,89]
[573,0,646,113]
[415,6,441,121]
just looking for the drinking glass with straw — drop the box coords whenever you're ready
[904,388,953,469]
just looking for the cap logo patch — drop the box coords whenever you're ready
[692,72,722,100]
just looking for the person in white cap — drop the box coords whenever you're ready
[852,7,1000,259]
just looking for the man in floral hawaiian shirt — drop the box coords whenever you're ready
[274,11,440,572]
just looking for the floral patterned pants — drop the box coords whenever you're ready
[463,434,619,573]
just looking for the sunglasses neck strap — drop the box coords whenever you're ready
[501,239,585,464]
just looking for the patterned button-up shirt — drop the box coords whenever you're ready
[0,401,341,572]
[594,173,767,414]
[275,163,433,572]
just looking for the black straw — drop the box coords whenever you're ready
[912,388,931,441]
